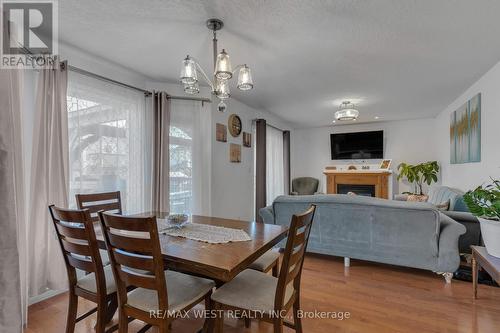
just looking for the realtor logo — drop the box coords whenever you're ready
[1,0,58,68]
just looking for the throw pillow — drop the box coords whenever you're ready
[435,199,450,211]
[407,194,429,202]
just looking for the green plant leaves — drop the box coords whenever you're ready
[396,161,439,195]
[464,181,500,220]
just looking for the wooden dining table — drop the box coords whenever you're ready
[94,212,288,284]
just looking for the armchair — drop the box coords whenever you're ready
[290,177,320,195]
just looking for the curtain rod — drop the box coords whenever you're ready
[66,64,211,103]
[252,119,286,132]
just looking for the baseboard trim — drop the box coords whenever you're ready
[29,289,66,306]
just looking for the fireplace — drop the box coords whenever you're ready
[323,170,392,199]
[337,184,376,197]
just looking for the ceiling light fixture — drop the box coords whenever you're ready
[335,101,359,121]
[180,18,254,112]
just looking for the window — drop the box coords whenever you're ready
[169,99,211,215]
[67,72,148,213]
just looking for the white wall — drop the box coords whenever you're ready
[291,118,439,196]
[211,99,292,221]
[435,60,500,191]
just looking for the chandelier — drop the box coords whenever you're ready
[180,18,254,111]
[335,101,359,121]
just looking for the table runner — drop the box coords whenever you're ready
[160,222,252,244]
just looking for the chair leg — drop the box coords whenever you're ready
[118,309,128,333]
[203,295,215,333]
[272,260,279,278]
[66,292,78,333]
[293,298,303,333]
[273,319,283,333]
[214,302,224,333]
[95,301,107,333]
[105,294,118,324]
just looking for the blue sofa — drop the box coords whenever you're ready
[260,194,466,282]
[396,185,481,253]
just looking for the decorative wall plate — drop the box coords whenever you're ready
[228,114,242,137]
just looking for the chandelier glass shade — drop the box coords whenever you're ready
[335,101,359,121]
[237,65,253,91]
[179,19,253,110]
[214,49,232,80]
[180,56,198,85]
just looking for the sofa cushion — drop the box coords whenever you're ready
[434,200,450,211]
[427,186,464,211]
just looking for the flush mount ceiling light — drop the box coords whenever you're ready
[335,101,359,121]
[180,18,254,112]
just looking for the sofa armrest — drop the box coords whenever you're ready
[436,213,467,272]
[443,210,479,224]
[394,194,409,201]
[259,206,275,224]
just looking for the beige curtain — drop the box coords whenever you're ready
[28,62,69,296]
[0,69,25,332]
[151,91,170,212]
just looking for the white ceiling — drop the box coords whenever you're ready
[59,0,500,127]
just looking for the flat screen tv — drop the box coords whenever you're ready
[330,130,384,160]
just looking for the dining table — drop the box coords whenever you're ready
[94,212,289,284]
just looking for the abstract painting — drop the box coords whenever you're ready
[450,93,481,164]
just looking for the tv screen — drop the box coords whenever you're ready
[330,130,384,160]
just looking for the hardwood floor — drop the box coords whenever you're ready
[25,254,500,333]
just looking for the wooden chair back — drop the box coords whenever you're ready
[49,205,106,296]
[75,191,122,222]
[98,212,169,315]
[275,204,316,310]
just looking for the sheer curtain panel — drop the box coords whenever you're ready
[28,63,69,296]
[266,125,285,206]
[0,69,25,332]
[169,99,211,215]
[66,71,148,213]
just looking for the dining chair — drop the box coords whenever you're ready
[98,211,215,333]
[248,250,280,277]
[211,204,316,333]
[75,191,122,222]
[49,205,118,333]
[76,191,122,265]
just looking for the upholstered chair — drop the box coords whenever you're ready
[211,204,317,333]
[291,177,320,195]
[98,212,215,333]
[49,205,118,333]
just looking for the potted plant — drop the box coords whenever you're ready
[463,179,500,257]
[397,161,439,199]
